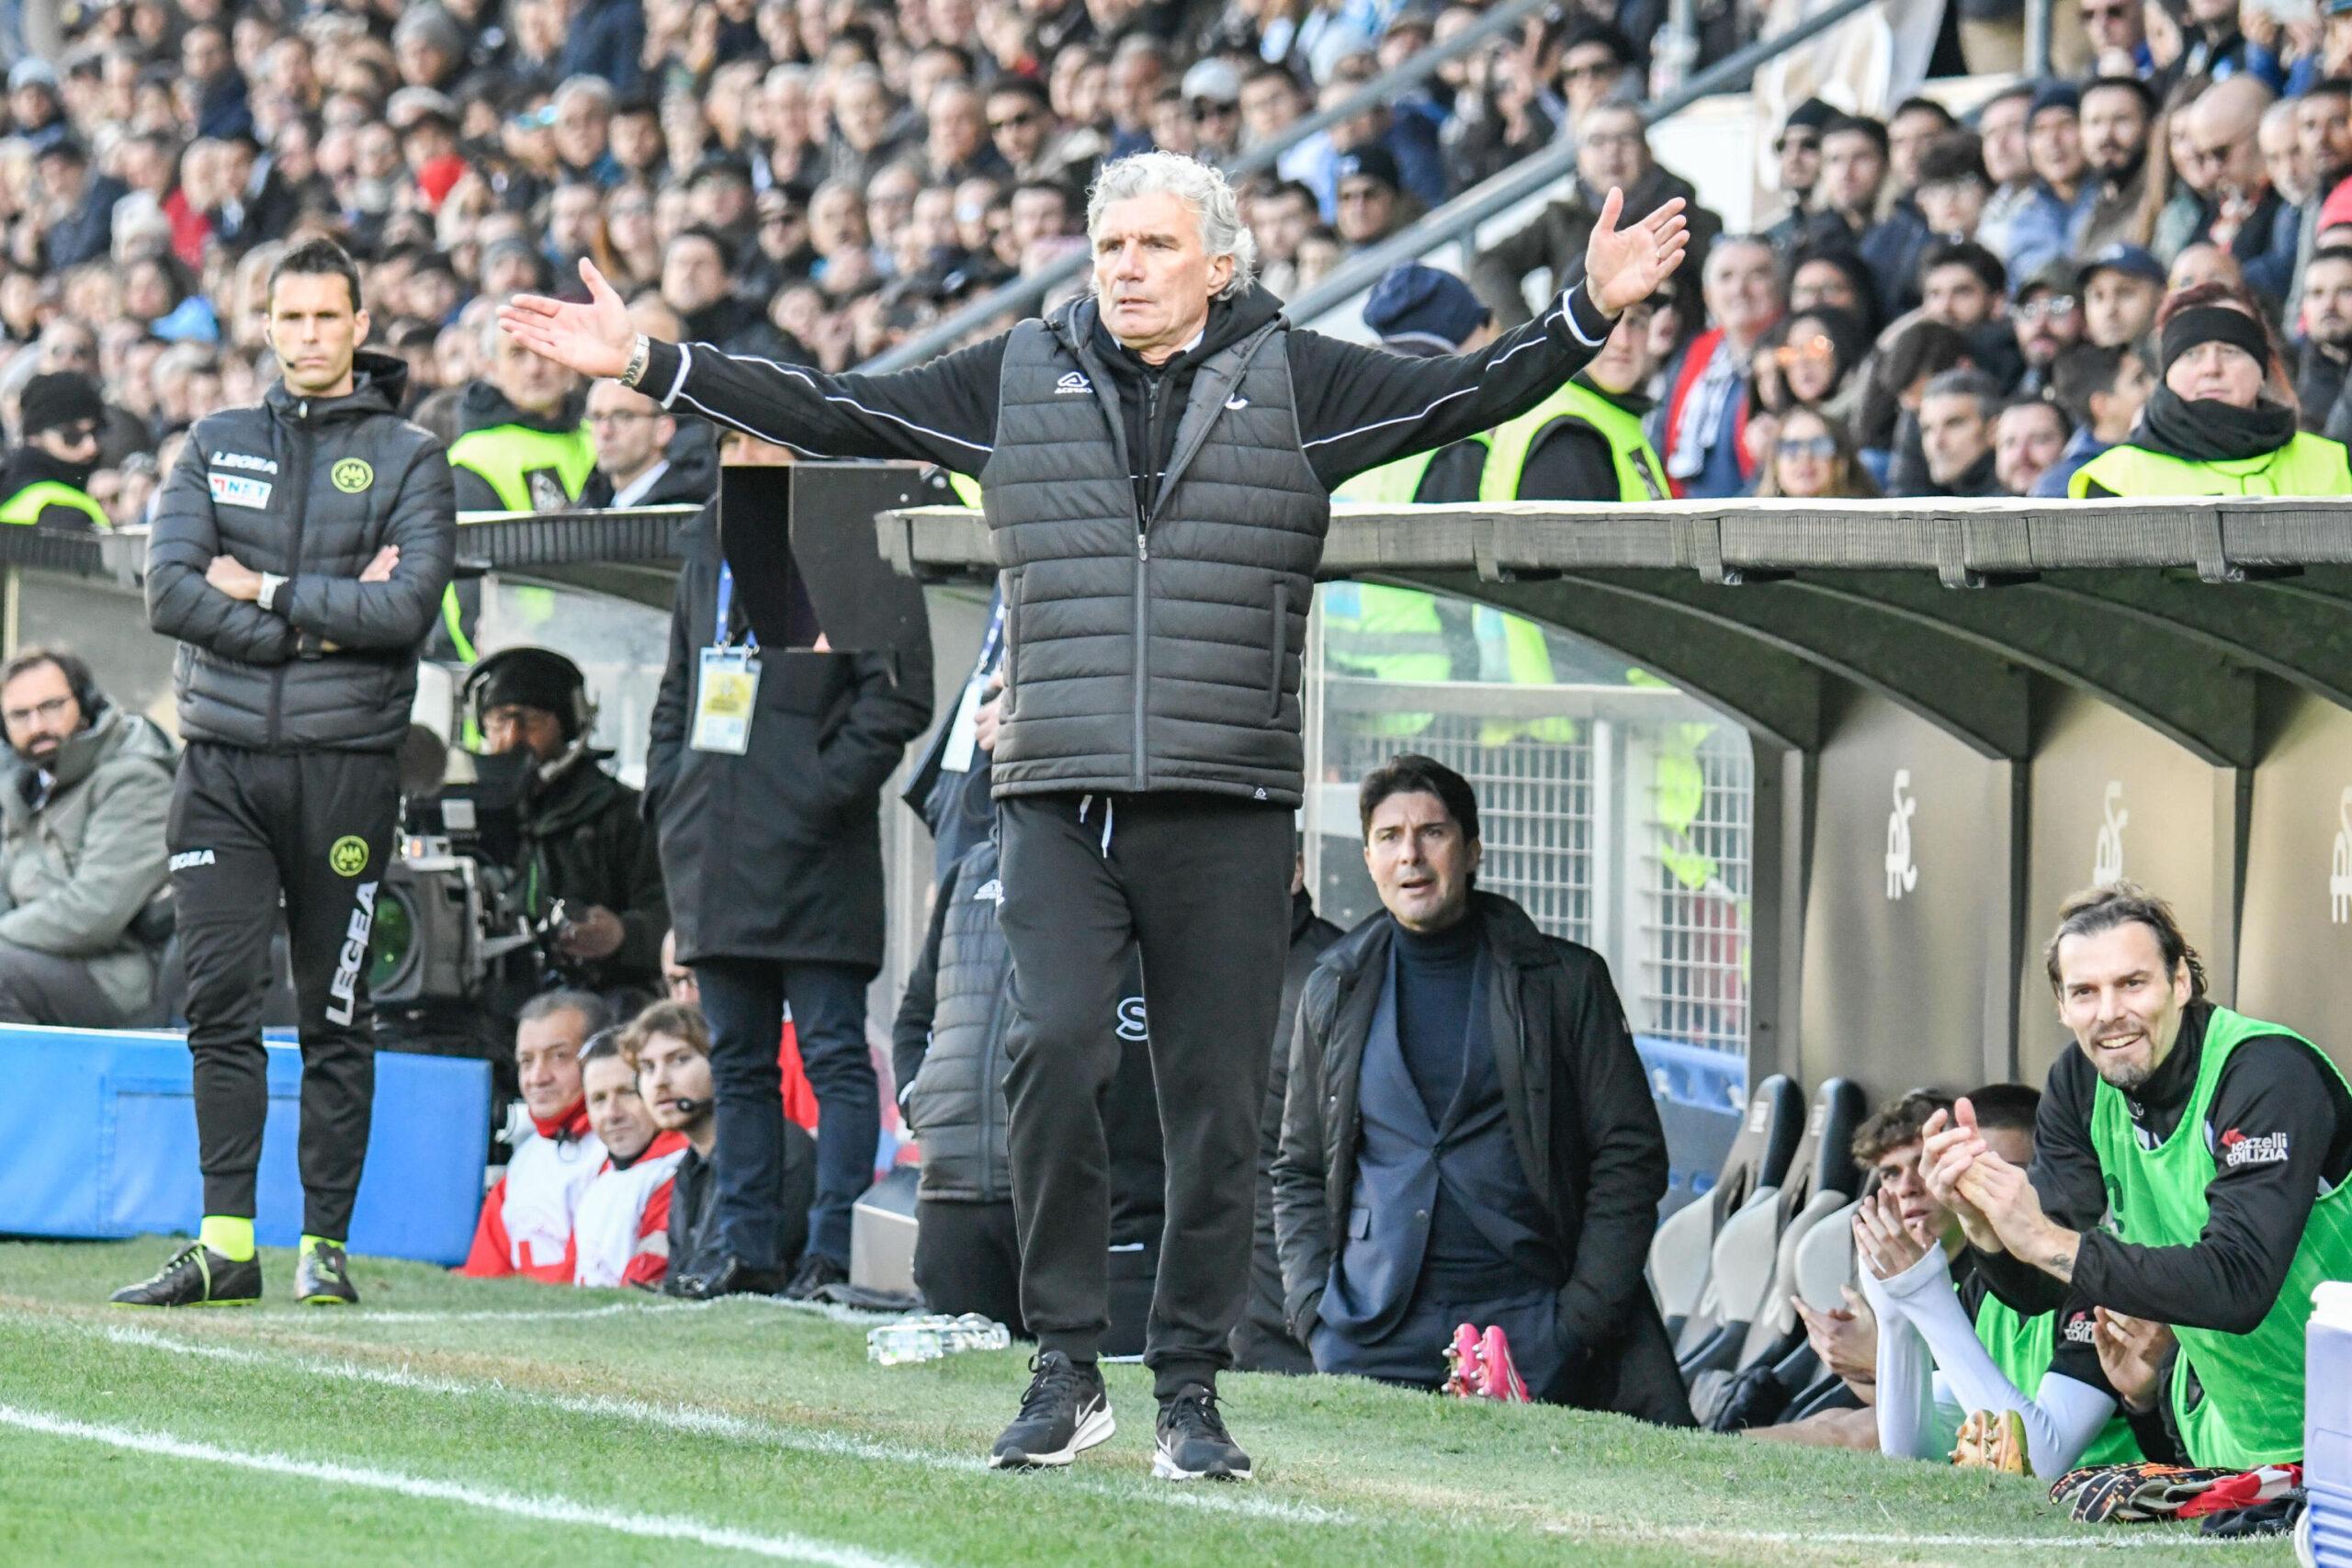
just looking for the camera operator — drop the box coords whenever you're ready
[465,645,668,1005]
[120,237,456,1310]
[645,428,933,1300]
[0,649,175,1027]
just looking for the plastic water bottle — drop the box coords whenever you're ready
[2308,1282,2352,1566]
[866,1313,1012,1366]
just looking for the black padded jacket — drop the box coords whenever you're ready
[145,352,456,753]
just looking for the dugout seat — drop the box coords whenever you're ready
[1653,1073,1804,1348]
[1678,1077,1865,1384]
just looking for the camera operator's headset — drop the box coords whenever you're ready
[461,647,596,745]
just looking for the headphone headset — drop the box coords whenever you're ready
[461,647,595,740]
[11,650,103,724]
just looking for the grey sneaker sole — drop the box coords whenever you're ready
[1151,1436,1253,1483]
[989,1402,1115,1469]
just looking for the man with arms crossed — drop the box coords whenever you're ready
[501,150,1686,1480]
[119,238,456,1308]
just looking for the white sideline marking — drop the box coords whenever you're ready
[0,1400,918,1568]
[96,1325,1347,1528]
[329,1295,884,1326]
[1562,1523,2262,1552]
[332,1299,718,1324]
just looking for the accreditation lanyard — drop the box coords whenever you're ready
[940,592,1007,774]
[692,562,761,754]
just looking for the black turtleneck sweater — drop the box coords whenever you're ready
[1974,1000,2352,1334]
[1394,906,1484,1125]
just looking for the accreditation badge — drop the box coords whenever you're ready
[692,647,761,754]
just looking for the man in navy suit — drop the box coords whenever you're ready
[1272,753,1691,1422]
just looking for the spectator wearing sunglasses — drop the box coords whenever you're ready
[0,373,109,532]
[1743,307,1867,472]
[1182,60,1246,164]
[1754,406,1879,500]
[1763,97,1837,253]
[2009,258,2085,397]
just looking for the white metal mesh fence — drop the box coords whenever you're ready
[1636,727,1752,1054]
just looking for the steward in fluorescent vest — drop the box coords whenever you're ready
[1924,883,2352,1469]
[2071,294,2352,497]
[450,316,596,513]
[498,148,1690,1483]
[0,372,110,530]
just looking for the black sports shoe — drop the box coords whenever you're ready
[989,1351,1114,1470]
[109,1244,262,1308]
[666,1254,784,1300]
[780,1252,849,1302]
[1153,1383,1251,1482]
[295,1241,358,1305]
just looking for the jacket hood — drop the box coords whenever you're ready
[1053,281,1286,369]
[457,376,585,437]
[0,702,174,821]
[266,349,410,420]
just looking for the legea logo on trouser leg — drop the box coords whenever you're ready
[324,882,378,1026]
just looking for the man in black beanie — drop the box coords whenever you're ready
[0,372,110,530]
[464,644,668,1005]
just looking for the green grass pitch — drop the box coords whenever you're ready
[0,1239,2290,1566]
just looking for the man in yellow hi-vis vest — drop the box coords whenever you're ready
[449,317,597,513]
[1479,293,1669,503]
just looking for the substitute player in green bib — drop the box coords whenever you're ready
[1858,1085,2155,1477]
[1925,883,2352,1469]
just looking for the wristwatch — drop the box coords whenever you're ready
[621,333,651,389]
[257,571,286,613]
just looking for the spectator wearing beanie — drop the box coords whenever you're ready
[0,374,110,532]
[1332,264,1497,502]
[1763,96,1838,252]
[2071,289,2352,494]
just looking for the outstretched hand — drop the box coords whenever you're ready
[1583,188,1690,316]
[497,257,637,381]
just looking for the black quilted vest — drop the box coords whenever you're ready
[978,300,1329,805]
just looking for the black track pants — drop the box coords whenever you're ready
[996,791,1292,1399]
[168,742,399,1240]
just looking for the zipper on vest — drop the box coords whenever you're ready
[1133,377,1168,791]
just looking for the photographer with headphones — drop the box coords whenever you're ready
[466,646,668,1007]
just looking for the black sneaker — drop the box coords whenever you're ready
[1153,1383,1251,1482]
[780,1252,848,1302]
[110,1243,262,1308]
[666,1255,785,1301]
[989,1351,1114,1470]
[295,1241,358,1305]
